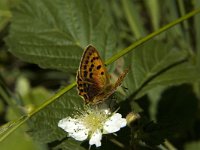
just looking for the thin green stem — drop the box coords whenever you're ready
[0,116,28,142]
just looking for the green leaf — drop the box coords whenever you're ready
[124,40,189,99]
[6,0,117,72]
[28,87,83,143]
[137,62,200,98]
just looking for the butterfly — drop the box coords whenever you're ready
[77,45,128,104]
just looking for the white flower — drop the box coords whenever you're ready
[58,107,127,147]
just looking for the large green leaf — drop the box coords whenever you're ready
[139,62,200,97]
[125,41,190,99]
[28,87,83,144]
[6,0,117,73]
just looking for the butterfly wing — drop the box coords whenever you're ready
[93,68,129,103]
[77,45,110,103]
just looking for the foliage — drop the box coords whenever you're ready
[1,0,200,150]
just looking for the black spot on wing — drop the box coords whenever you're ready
[84,71,88,77]
[89,73,93,78]
[97,65,101,70]
[91,57,99,63]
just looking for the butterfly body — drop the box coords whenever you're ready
[77,45,128,104]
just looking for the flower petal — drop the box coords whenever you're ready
[58,117,89,141]
[103,113,127,133]
[58,118,78,132]
[69,126,89,141]
[89,129,102,147]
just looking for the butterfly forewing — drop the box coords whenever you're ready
[77,45,110,103]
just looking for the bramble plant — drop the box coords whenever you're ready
[1,0,200,150]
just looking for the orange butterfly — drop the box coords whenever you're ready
[77,45,128,104]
